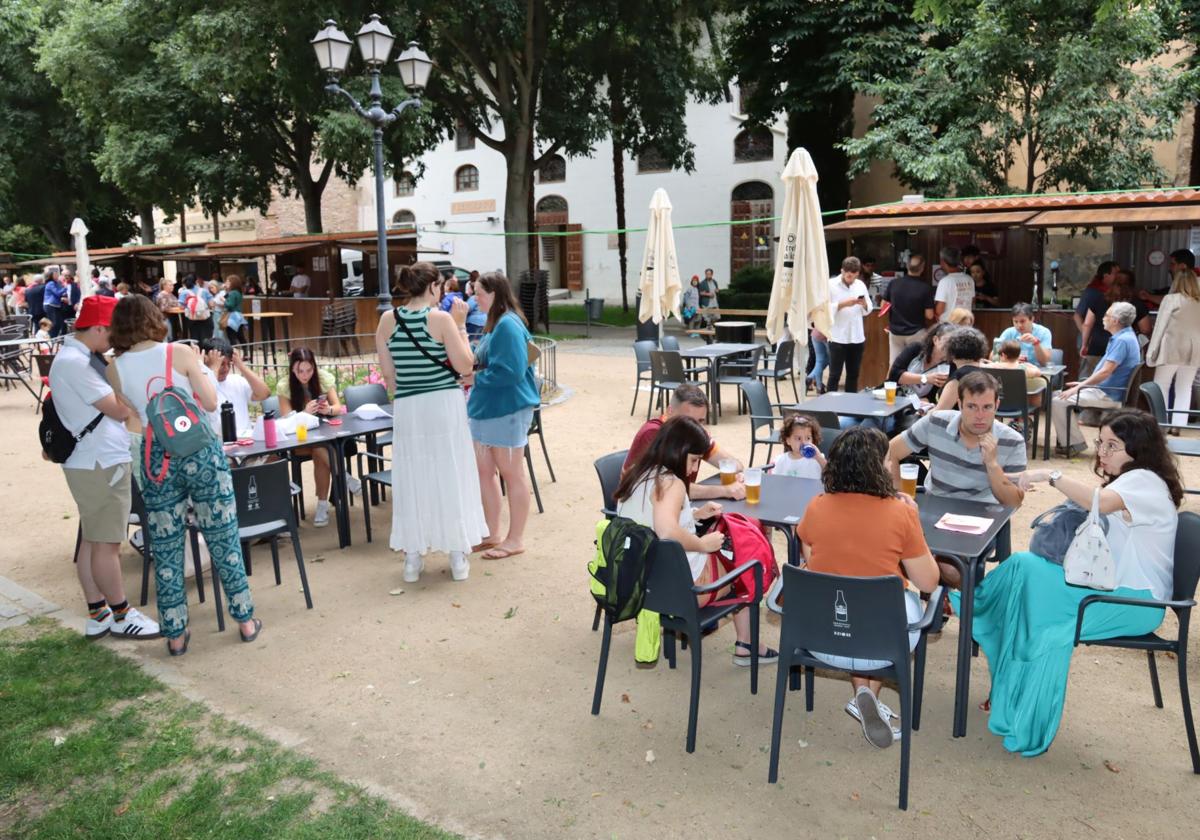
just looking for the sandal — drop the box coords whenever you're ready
[239,618,263,643]
[732,641,779,667]
[167,629,191,657]
[482,547,525,560]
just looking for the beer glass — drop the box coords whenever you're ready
[719,458,737,485]
[744,468,762,505]
[900,463,919,499]
[884,381,897,405]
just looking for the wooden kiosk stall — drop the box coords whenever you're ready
[825,189,1200,385]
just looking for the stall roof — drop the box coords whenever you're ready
[1025,204,1200,228]
[846,188,1200,218]
[158,242,315,261]
[825,210,1036,235]
[203,229,418,253]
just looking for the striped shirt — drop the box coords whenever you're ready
[902,410,1026,503]
[388,307,460,399]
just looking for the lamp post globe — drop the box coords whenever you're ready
[310,20,352,74]
[355,13,396,67]
[396,42,433,92]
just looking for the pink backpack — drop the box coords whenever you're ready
[702,513,779,608]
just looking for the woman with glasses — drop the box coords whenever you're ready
[961,409,1182,756]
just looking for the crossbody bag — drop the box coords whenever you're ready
[394,307,461,380]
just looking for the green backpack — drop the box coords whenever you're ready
[143,343,214,483]
[589,516,658,623]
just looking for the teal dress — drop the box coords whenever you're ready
[959,553,1162,756]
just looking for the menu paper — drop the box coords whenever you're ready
[934,513,994,535]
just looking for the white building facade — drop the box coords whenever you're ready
[364,87,788,301]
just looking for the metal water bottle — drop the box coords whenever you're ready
[220,401,236,443]
[262,409,277,448]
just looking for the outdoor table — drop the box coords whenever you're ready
[698,472,823,566]
[680,341,765,423]
[1035,363,1066,461]
[792,390,915,424]
[245,312,294,366]
[0,334,44,400]
[231,406,394,549]
[916,492,1015,738]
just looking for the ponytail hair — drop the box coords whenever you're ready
[394,261,441,304]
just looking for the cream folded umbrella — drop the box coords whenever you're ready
[766,149,831,364]
[70,217,93,298]
[637,188,682,325]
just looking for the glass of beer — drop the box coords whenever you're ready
[744,468,763,505]
[719,459,737,485]
[900,463,919,499]
[884,380,897,405]
[295,422,308,443]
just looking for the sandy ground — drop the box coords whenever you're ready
[3,334,1199,839]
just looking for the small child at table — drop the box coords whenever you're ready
[771,414,825,479]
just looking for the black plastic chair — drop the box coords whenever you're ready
[717,345,765,416]
[522,406,554,516]
[660,334,680,352]
[741,380,798,466]
[630,340,657,416]
[756,339,799,404]
[1062,364,1142,454]
[992,367,1040,458]
[1073,510,1200,773]
[1140,382,1200,467]
[225,461,312,617]
[766,565,944,810]
[591,539,764,753]
[648,350,688,419]
[590,450,629,631]
[345,383,391,505]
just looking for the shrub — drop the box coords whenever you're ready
[728,265,774,295]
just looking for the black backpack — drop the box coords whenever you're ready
[39,391,102,464]
[589,516,659,623]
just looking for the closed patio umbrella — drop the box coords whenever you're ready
[766,149,831,366]
[70,217,93,298]
[637,188,682,325]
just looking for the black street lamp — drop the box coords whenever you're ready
[312,15,433,312]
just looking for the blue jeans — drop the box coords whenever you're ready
[810,336,829,387]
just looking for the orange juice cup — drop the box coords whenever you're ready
[295,423,308,443]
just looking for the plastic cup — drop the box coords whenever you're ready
[719,458,737,485]
[900,463,919,499]
[744,467,762,505]
[295,423,308,443]
[884,381,897,405]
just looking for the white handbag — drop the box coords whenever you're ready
[1063,488,1116,590]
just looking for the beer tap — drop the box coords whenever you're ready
[1031,260,1042,310]
[1050,260,1060,305]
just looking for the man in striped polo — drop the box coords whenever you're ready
[888,370,1026,582]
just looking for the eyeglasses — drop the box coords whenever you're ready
[1094,439,1124,455]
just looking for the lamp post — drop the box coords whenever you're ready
[312,16,433,312]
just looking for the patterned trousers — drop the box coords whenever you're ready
[141,435,254,639]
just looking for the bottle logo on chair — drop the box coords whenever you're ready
[833,590,851,637]
[247,476,261,512]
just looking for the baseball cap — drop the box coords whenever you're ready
[74,295,118,329]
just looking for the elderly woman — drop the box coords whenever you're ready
[962,410,1182,756]
[1051,301,1141,456]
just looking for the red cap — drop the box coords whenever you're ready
[74,295,118,329]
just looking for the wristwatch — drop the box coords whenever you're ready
[1048,470,1063,487]
[919,373,928,386]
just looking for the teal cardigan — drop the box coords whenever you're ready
[467,312,541,419]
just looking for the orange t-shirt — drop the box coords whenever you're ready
[795,493,928,585]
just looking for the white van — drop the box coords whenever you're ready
[340,249,365,296]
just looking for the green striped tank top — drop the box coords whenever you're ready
[389,307,460,399]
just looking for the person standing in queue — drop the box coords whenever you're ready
[826,256,873,392]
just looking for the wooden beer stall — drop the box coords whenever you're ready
[824,189,1200,385]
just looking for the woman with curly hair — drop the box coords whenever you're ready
[966,409,1183,756]
[796,426,939,748]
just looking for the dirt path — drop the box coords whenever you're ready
[2,344,1197,838]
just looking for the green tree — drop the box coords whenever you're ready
[843,0,1192,195]
[0,0,135,250]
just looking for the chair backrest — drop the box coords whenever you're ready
[594,450,629,515]
[1121,364,1143,406]
[642,539,700,622]
[1139,382,1168,425]
[784,408,838,428]
[649,350,686,383]
[777,565,911,667]
[633,340,657,373]
[739,380,774,431]
[816,427,841,457]
[34,353,55,378]
[344,383,388,412]
[1172,511,1200,603]
[990,367,1030,413]
[230,460,295,531]
[1050,348,1064,366]
[773,339,795,373]
[661,335,680,352]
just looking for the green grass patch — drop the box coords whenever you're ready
[547,302,640,327]
[0,620,458,839]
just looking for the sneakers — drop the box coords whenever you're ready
[346,475,362,495]
[852,687,896,749]
[845,696,901,742]
[403,554,424,583]
[449,551,470,581]
[111,608,161,640]
[313,500,331,528]
[85,610,113,640]
[130,528,144,551]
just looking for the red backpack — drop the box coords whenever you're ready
[702,513,779,608]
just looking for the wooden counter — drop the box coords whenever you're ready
[243,295,398,341]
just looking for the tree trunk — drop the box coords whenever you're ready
[179,206,186,243]
[297,176,324,234]
[1190,102,1200,186]
[212,209,221,241]
[138,206,156,244]
[503,128,532,284]
[610,84,629,311]
[41,226,69,252]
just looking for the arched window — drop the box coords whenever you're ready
[454,118,475,151]
[731,181,773,201]
[636,145,670,173]
[730,181,774,275]
[538,154,566,183]
[391,209,415,227]
[394,171,415,197]
[536,195,568,214]
[454,164,479,192]
[733,127,773,163]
